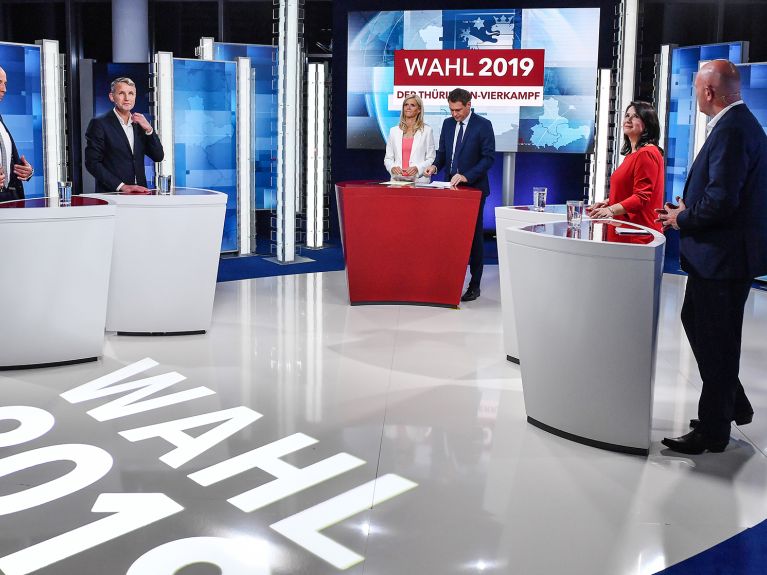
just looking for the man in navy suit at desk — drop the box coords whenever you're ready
[0,66,34,201]
[658,59,767,454]
[425,88,495,302]
[85,77,164,194]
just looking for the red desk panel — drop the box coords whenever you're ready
[336,181,481,307]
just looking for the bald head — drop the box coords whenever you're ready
[0,66,6,103]
[695,59,741,116]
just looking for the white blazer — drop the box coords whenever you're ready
[384,124,436,184]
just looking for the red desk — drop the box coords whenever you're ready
[336,181,481,307]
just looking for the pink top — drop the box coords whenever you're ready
[402,136,414,171]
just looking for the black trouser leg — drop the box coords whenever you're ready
[681,275,753,440]
[468,195,486,289]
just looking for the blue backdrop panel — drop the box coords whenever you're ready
[213,43,278,211]
[512,152,585,205]
[666,42,746,202]
[0,43,44,199]
[91,63,156,187]
[346,8,599,154]
[173,59,238,253]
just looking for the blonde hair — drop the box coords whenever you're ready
[398,95,425,133]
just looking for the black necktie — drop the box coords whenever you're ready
[451,121,464,174]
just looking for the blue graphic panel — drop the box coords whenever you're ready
[666,42,745,202]
[91,63,156,187]
[0,43,43,199]
[173,59,238,252]
[347,8,599,154]
[213,43,278,210]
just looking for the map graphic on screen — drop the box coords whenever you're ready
[347,8,600,153]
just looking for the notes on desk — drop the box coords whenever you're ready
[379,180,415,186]
[415,181,455,189]
[378,180,457,189]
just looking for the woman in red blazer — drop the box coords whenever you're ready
[588,101,664,233]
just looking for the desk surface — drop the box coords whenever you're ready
[336,180,481,197]
[0,196,109,209]
[521,219,665,246]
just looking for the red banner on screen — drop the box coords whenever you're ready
[394,49,544,87]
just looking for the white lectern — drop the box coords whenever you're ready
[87,188,226,335]
[506,219,665,455]
[0,197,115,368]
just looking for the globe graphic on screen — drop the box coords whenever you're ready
[350,11,444,141]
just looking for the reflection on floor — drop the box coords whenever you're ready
[0,268,765,575]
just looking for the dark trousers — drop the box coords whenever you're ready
[468,195,486,288]
[681,274,753,440]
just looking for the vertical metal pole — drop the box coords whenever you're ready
[275,0,302,262]
[39,39,65,198]
[237,57,253,255]
[113,0,149,63]
[154,52,174,182]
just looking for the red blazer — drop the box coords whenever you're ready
[609,145,664,232]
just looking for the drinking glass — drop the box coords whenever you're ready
[566,200,584,228]
[533,187,547,211]
[157,174,172,195]
[58,181,72,207]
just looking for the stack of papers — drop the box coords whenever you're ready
[379,180,415,186]
[415,181,454,189]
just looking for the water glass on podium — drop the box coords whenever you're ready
[58,181,72,207]
[566,200,584,228]
[157,175,172,195]
[533,187,547,211]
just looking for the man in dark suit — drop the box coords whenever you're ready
[425,88,495,302]
[85,77,164,194]
[658,60,767,454]
[0,66,34,202]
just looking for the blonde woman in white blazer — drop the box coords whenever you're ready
[384,95,436,184]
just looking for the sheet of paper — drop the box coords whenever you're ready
[379,180,415,186]
[414,181,454,189]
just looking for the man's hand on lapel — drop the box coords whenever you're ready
[131,113,153,134]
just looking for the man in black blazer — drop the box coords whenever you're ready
[0,66,34,201]
[85,77,164,194]
[658,60,767,454]
[425,88,495,302]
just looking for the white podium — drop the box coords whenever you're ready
[0,197,115,368]
[505,219,665,455]
[87,188,226,335]
[495,205,574,363]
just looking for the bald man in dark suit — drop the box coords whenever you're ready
[0,66,34,201]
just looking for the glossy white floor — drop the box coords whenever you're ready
[1,269,766,575]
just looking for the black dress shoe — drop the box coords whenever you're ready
[461,286,481,302]
[690,412,753,429]
[661,430,729,455]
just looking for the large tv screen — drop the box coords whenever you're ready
[347,8,600,153]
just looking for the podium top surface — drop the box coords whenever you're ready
[518,219,665,248]
[0,196,109,209]
[335,180,482,199]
